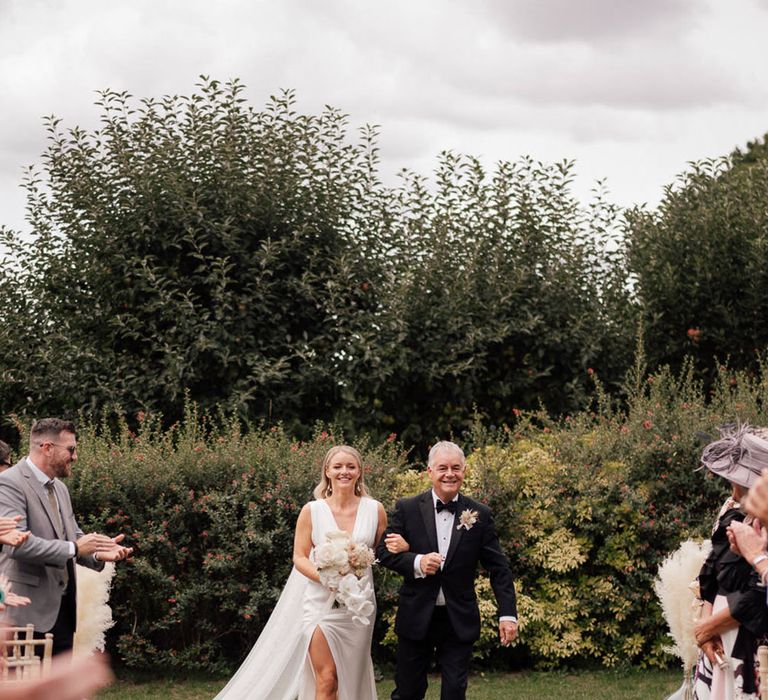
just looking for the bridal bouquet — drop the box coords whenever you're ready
[315,530,376,625]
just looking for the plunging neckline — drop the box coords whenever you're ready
[321,497,363,537]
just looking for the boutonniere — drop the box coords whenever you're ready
[457,509,479,531]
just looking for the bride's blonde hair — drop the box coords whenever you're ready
[313,445,367,499]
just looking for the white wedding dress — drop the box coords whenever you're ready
[214,496,379,700]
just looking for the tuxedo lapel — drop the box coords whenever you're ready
[21,460,65,539]
[443,493,466,570]
[418,490,439,552]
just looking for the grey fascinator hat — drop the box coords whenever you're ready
[699,424,768,489]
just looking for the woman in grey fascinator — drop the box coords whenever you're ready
[690,425,768,700]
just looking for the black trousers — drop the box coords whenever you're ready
[34,579,76,656]
[392,606,474,700]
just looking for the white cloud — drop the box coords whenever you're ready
[1,0,768,235]
[481,0,700,43]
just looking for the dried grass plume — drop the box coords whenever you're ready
[74,562,116,656]
[654,539,712,669]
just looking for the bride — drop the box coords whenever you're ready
[215,445,405,700]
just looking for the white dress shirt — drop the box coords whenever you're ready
[413,490,456,604]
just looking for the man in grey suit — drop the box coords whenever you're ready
[0,418,133,655]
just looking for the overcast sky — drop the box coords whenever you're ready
[2,0,768,234]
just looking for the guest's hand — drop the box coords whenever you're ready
[5,592,31,607]
[700,638,724,666]
[0,647,114,699]
[499,620,518,646]
[0,575,31,610]
[0,515,22,534]
[94,534,133,562]
[695,618,713,646]
[0,528,30,548]
[419,552,443,575]
[0,515,29,547]
[384,534,410,554]
[695,614,727,646]
[77,532,126,557]
[727,520,768,563]
[746,469,768,522]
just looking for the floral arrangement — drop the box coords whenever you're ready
[315,529,376,625]
[457,509,479,531]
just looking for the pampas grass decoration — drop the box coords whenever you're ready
[654,539,712,670]
[73,562,116,656]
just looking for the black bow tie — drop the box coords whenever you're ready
[435,500,457,514]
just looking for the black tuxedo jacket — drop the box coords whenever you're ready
[376,489,516,644]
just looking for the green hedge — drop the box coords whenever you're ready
[43,407,404,672]
[18,360,768,671]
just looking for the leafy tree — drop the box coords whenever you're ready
[338,154,635,446]
[1,79,634,448]
[625,146,768,379]
[0,79,384,429]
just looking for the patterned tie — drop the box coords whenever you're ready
[45,481,64,535]
[45,481,68,587]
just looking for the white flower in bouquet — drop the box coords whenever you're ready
[338,575,375,625]
[320,568,343,590]
[315,529,376,625]
[337,573,360,599]
[346,591,375,625]
[316,541,351,575]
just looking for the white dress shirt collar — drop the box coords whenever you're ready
[26,457,53,485]
[431,489,459,506]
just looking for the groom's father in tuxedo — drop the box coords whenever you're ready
[377,441,517,700]
[0,418,133,654]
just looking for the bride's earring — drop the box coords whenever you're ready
[326,482,332,497]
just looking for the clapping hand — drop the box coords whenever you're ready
[77,533,133,561]
[0,574,31,610]
[727,519,768,561]
[0,515,30,548]
[95,534,134,562]
[745,468,768,522]
[384,533,410,554]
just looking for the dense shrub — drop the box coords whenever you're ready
[7,354,759,672]
[19,408,405,672]
[451,360,767,668]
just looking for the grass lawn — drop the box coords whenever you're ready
[98,669,683,699]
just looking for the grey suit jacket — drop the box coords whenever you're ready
[0,458,103,632]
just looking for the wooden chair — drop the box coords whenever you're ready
[0,624,53,681]
[759,644,768,700]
